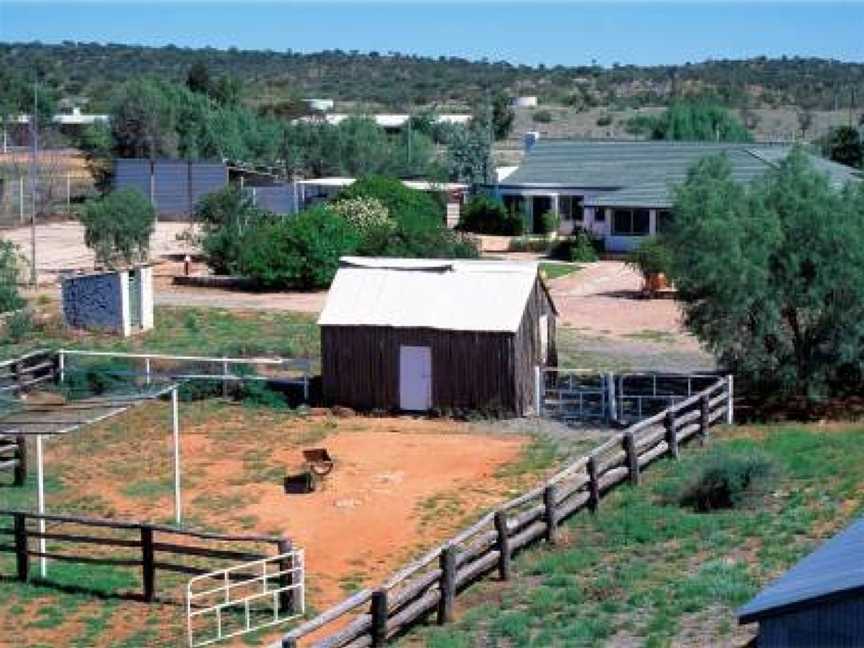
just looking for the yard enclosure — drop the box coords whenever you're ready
[320,258,557,415]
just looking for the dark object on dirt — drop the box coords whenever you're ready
[284,471,315,494]
[331,406,356,418]
[303,448,334,477]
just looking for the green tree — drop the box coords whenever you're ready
[110,77,178,158]
[445,124,492,184]
[0,240,24,314]
[458,195,523,235]
[237,206,360,289]
[192,186,274,274]
[491,91,515,140]
[666,148,864,405]
[626,102,752,142]
[80,189,156,268]
[186,62,212,95]
[821,126,863,169]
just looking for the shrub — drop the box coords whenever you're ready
[80,189,155,268]
[334,175,478,259]
[328,196,395,255]
[237,205,359,289]
[193,186,275,275]
[0,240,24,314]
[677,449,777,512]
[549,230,601,262]
[625,237,671,279]
[458,196,524,236]
[596,114,613,127]
[538,210,560,235]
[1,310,33,343]
[532,110,553,124]
[509,236,551,253]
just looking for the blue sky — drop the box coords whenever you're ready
[1,1,862,66]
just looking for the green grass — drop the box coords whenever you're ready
[412,425,864,647]
[0,305,320,362]
[539,262,581,281]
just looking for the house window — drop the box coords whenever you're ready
[559,195,584,222]
[594,208,606,223]
[502,194,525,217]
[611,208,650,236]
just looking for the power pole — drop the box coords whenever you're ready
[29,78,39,287]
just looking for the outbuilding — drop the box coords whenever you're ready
[737,515,864,647]
[318,257,557,415]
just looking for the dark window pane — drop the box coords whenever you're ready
[657,210,673,233]
[594,208,606,222]
[633,209,650,235]
[612,209,632,235]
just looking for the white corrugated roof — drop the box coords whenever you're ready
[318,257,542,332]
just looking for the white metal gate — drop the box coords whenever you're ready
[186,549,305,647]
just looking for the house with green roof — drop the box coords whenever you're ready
[489,140,861,252]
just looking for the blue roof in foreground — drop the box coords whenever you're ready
[737,515,864,624]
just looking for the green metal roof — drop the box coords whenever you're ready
[501,140,861,208]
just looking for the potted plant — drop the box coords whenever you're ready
[625,237,672,298]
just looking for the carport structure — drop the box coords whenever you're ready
[0,384,183,577]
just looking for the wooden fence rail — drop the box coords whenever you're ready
[0,510,291,602]
[0,349,57,397]
[278,376,732,648]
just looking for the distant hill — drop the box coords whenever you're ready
[3,41,864,114]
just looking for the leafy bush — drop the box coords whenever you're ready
[0,240,24,314]
[1,310,33,344]
[596,114,613,127]
[61,359,136,400]
[625,237,671,279]
[532,110,553,124]
[677,449,777,512]
[328,196,395,255]
[625,101,751,142]
[237,206,359,289]
[549,231,601,262]
[334,176,478,259]
[80,189,155,268]
[538,210,560,235]
[458,196,524,236]
[193,186,275,275]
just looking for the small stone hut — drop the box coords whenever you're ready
[61,266,153,337]
[318,257,557,415]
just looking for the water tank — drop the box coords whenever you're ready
[524,131,541,152]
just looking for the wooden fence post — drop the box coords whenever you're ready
[371,589,388,646]
[493,511,511,581]
[277,538,294,613]
[437,545,456,625]
[700,395,710,446]
[13,435,26,486]
[623,432,639,485]
[543,485,559,545]
[281,639,297,648]
[13,513,29,582]
[140,525,155,602]
[587,456,600,513]
[664,411,679,459]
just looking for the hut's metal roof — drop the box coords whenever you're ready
[501,140,860,208]
[737,515,864,624]
[317,257,543,333]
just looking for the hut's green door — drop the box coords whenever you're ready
[128,270,142,330]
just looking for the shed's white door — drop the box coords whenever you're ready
[399,346,432,411]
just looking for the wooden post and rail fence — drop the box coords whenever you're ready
[277,376,733,648]
[0,510,295,604]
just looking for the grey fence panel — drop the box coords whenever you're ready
[114,159,151,202]
[152,160,190,218]
[190,163,228,211]
[250,185,296,215]
[114,159,228,219]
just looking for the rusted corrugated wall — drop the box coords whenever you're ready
[321,277,557,416]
